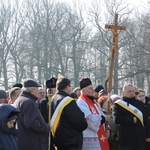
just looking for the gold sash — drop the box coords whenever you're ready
[115,100,144,126]
[50,96,74,136]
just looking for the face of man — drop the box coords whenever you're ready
[31,87,39,98]
[38,89,45,100]
[137,91,145,101]
[82,85,95,97]
[122,85,135,98]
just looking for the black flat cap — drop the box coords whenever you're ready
[23,78,41,88]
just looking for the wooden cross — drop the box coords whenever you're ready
[105,13,126,114]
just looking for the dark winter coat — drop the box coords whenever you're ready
[51,90,87,150]
[0,104,19,150]
[13,90,50,150]
[38,97,49,123]
[113,97,150,146]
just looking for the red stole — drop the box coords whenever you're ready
[80,94,110,150]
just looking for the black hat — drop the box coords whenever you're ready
[23,78,41,88]
[95,85,104,93]
[12,83,23,89]
[46,77,57,88]
[0,90,7,99]
[79,78,92,89]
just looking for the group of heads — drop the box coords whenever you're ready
[122,83,147,101]
[0,83,22,104]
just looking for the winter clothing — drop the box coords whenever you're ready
[13,90,50,150]
[113,97,150,146]
[51,90,87,150]
[0,104,19,150]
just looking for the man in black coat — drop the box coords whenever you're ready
[51,76,87,150]
[39,77,57,123]
[38,77,57,150]
[137,89,150,150]
[113,83,150,150]
[13,78,50,150]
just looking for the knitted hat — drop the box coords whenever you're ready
[79,78,92,89]
[46,77,57,88]
[23,78,41,87]
[0,90,7,99]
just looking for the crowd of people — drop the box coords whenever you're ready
[0,76,150,150]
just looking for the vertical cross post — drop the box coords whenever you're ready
[105,13,126,113]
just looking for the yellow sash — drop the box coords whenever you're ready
[115,100,144,126]
[50,96,74,136]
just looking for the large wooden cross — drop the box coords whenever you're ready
[105,13,126,114]
[105,13,126,94]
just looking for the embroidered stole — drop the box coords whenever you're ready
[50,96,74,136]
[115,100,144,126]
[80,94,110,150]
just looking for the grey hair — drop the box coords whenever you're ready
[123,83,134,91]
[23,87,36,92]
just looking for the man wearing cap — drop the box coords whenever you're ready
[0,90,8,104]
[50,76,87,150]
[77,78,110,150]
[13,78,50,150]
[39,77,57,123]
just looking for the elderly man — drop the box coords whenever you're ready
[13,78,50,150]
[113,83,150,150]
[77,78,109,150]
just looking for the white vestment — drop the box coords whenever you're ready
[77,98,102,150]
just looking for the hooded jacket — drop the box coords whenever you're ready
[0,104,19,150]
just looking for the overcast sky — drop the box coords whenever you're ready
[55,0,149,12]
